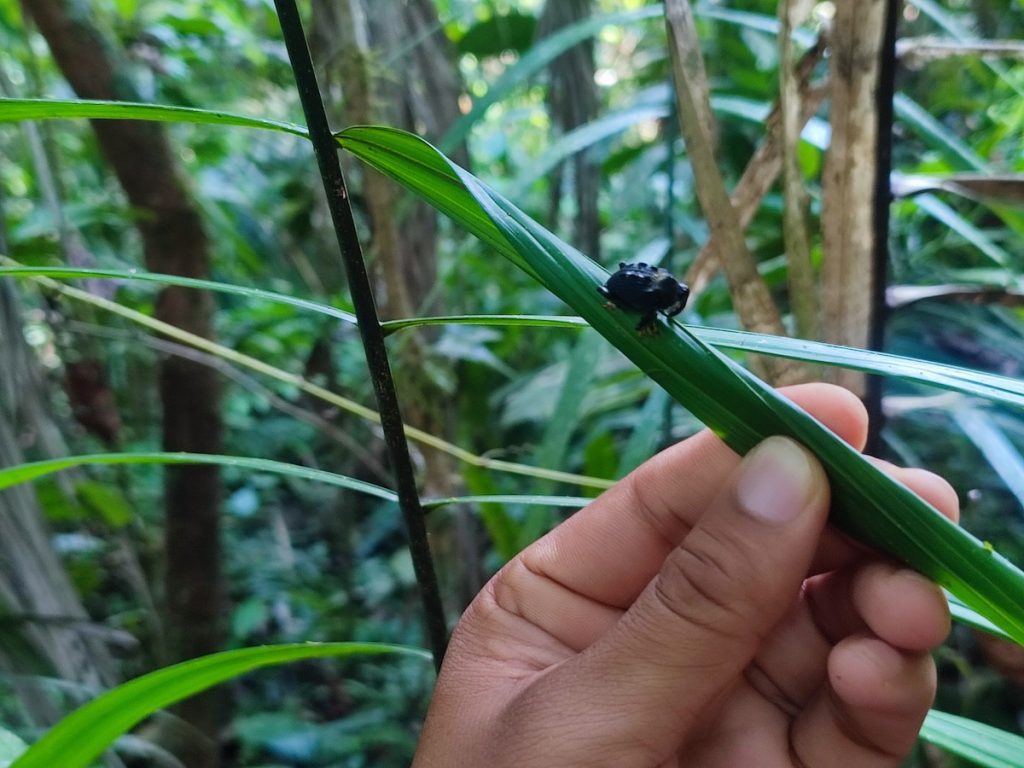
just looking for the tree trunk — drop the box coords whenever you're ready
[0,283,121,739]
[821,0,887,396]
[24,1,225,764]
[539,0,601,261]
[312,0,483,604]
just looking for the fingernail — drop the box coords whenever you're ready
[736,437,815,524]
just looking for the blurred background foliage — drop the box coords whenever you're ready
[0,0,1022,765]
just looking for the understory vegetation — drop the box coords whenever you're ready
[0,0,1023,766]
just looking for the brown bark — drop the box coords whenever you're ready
[24,0,225,763]
[0,283,120,732]
[314,0,457,479]
[539,0,601,260]
[684,41,826,295]
[664,0,805,385]
[778,0,818,343]
[821,0,887,396]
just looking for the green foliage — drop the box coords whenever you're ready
[1,0,1023,764]
[10,643,430,768]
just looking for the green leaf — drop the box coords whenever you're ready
[911,193,1011,266]
[0,452,399,503]
[0,265,357,324]
[0,98,307,139]
[440,7,663,151]
[75,480,134,527]
[946,591,1011,641]
[336,125,1024,645]
[894,94,988,171]
[423,494,591,510]
[0,726,26,768]
[0,451,589,514]
[908,0,1024,99]
[510,105,670,195]
[7,267,1024,412]
[954,408,1024,510]
[11,643,429,768]
[919,710,1024,768]
[456,10,537,57]
[618,388,671,477]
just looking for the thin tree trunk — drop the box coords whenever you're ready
[24,1,225,764]
[0,284,121,739]
[539,0,601,261]
[314,0,482,604]
[821,0,887,396]
[663,0,806,385]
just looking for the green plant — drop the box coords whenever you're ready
[1,0,1023,765]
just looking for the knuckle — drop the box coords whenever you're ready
[652,526,756,641]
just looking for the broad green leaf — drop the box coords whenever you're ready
[75,480,134,527]
[11,643,429,768]
[336,125,1024,645]
[919,710,1024,768]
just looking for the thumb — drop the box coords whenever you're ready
[535,437,830,759]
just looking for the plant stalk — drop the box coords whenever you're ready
[866,0,900,456]
[273,0,447,668]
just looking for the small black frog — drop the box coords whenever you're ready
[598,262,690,335]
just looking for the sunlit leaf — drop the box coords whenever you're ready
[337,125,1024,645]
[11,643,429,768]
[919,709,1024,768]
[0,98,307,138]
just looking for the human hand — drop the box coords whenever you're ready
[414,384,959,767]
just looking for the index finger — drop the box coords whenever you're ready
[520,383,870,610]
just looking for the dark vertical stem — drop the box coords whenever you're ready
[661,104,678,448]
[866,0,899,456]
[273,0,448,669]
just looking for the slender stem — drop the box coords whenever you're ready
[273,0,448,669]
[866,0,900,456]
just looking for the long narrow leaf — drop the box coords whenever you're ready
[953,409,1024,512]
[7,267,1024,413]
[11,643,429,768]
[0,265,356,324]
[912,193,1012,266]
[0,98,307,138]
[337,125,1024,645]
[947,591,1011,640]
[894,94,987,171]
[440,7,662,150]
[0,452,588,512]
[0,452,397,501]
[0,727,26,767]
[3,268,611,490]
[919,710,1024,768]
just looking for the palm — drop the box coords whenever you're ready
[417,386,956,768]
